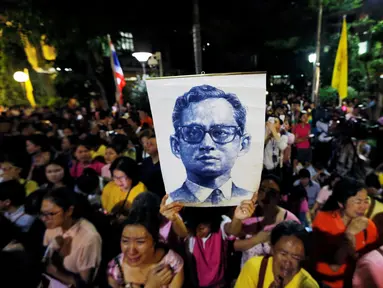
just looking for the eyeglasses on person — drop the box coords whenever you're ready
[177,125,242,144]
[39,210,61,219]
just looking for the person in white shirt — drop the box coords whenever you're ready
[0,180,35,232]
[264,116,288,174]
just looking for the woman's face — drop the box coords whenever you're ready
[272,235,305,286]
[26,140,40,155]
[75,145,91,163]
[61,137,71,151]
[113,169,133,191]
[121,225,155,267]
[258,179,280,208]
[196,223,211,238]
[1,162,20,180]
[284,121,290,131]
[141,136,150,153]
[40,199,72,230]
[34,151,51,167]
[63,128,73,137]
[46,164,65,184]
[105,148,118,164]
[300,114,308,124]
[344,189,370,219]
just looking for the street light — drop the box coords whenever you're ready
[308,53,316,64]
[13,71,29,82]
[358,41,368,55]
[132,52,153,76]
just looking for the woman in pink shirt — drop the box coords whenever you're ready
[234,175,300,267]
[353,213,383,288]
[294,112,312,166]
[70,143,104,178]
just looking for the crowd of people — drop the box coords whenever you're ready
[0,95,382,288]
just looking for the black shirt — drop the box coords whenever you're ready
[140,158,166,198]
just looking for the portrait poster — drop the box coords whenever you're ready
[146,73,266,207]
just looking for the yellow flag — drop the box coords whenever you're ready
[331,17,348,99]
[24,68,36,107]
[19,33,39,71]
[41,35,56,61]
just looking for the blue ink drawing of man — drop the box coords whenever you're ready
[169,84,252,205]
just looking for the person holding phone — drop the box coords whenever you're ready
[264,116,288,176]
[107,207,184,288]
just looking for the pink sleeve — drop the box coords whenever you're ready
[353,253,383,288]
[316,187,331,205]
[300,199,309,213]
[164,250,184,274]
[285,211,301,224]
[159,221,172,243]
[95,162,105,175]
[70,165,76,178]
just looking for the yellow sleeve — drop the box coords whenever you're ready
[25,180,39,195]
[299,269,320,288]
[101,183,112,213]
[235,257,260,288]
[128,182,147,204]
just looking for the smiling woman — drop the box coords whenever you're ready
[107,208,184,288]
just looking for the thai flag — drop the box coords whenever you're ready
[109,40,126,104]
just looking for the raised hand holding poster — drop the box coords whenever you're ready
[146,73,266,207]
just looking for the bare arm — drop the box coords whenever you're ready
[108,276,120,288]
[169,267,184,288]
[234,232,270,252]
[47,265,95,286]
[171,215,189,238]
[224,200,255,237]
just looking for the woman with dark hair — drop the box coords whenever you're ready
[70,142,104,178]
[27,134,56,186]
[101,156,147,213]
[107,208,184,288]
[293,112,312,166]
[234,175,300,267]
[43,156,74,190]
[311,172,342,217]
[235,221,319,287]
[101,142,126,179]
[310,178,378,288]
[60,135,77,168]
[40,187,102,287]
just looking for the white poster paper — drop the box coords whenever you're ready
[146,73,266,207]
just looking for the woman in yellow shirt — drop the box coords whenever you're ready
[102,157,147,213]
[235,221,319,288]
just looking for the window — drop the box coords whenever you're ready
[118,32,134,51]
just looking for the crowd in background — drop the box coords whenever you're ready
[0,94,382,288]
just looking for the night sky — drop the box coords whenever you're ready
[2,0,382,75]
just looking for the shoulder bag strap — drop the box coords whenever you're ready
[257,256,270,288]
[114,256,127,287]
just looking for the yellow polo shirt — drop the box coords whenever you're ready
[235,256,319,288]
[366,196,383,220]
[101,181,146,213]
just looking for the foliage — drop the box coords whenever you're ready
[319,86,338,104]
[126,76,150,110]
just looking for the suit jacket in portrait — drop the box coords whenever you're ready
[170,181,251,204]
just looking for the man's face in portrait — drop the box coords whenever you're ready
[171,98,250,178]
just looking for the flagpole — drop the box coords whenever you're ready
[107,34,120,105]
[312,0,323,106]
